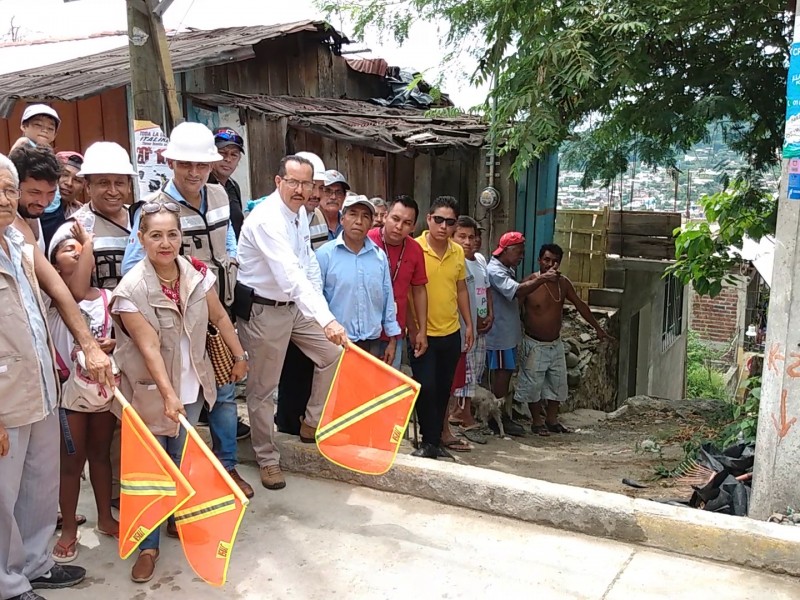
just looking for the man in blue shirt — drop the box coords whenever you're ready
[317,195,401,363]
[120,122,253,501]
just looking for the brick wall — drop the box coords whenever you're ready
[689,285,740,344]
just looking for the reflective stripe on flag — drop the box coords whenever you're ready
[177,424,248,586]
[118,404,195,559]
[174,494,237,526]
[316,343,420,475]
[316,384,415,443]
[120,478,177,496]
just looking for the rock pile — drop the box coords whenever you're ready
[560,306,619,412]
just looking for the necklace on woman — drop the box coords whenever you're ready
[156,266,179,285]
[545,280,562,303]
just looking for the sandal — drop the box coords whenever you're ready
[52,534,80,564]
[443,438,472,452]
[531,424,552,437]
[95,526,119,540]
[56,513,86,530]
[546,422,573,434]
[459,425,487,444]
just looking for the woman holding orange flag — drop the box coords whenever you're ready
[110,201,247,584]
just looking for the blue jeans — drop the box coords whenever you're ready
[378,339,403,370]
[139,399,203,551]
[208,383,238,471]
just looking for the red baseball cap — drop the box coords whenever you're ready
[492,231,525,256]
[56,151,84,170]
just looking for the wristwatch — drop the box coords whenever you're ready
[233,352,249,363]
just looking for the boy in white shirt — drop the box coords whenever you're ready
[451,216,493,444]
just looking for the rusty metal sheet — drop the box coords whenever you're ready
[192,92,488,154]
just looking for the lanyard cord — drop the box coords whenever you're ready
[381,229,406,282]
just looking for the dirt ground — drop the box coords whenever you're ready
[395,401,727,503]
[232,387,723,504]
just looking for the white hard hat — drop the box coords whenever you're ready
[163,122,222,163]
[78,142,136,177]
[295,151,326,181]
[21,104,61,127]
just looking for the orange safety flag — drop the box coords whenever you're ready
[175,418,249,587]
[316,342,420,475]
[118,401,195,559]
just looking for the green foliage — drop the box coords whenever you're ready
[666,176,777,296]
[719,378,761,447]
[320,0,792,180]
[647,379,759,479]
[424,107,465,119]
[685,331,729,400]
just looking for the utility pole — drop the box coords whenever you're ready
[629,150,636,208]
[685,170,691,219]
[750,7,800,519]
[126,0,182,132]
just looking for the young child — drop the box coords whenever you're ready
[450,216,493,444]
[48,223,119,563]
[11,104,60,151]
[12,105,67,245]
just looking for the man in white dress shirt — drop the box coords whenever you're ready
[235,155,348,490]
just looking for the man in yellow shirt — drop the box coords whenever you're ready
[408,196,474,459]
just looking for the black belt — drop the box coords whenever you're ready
[252,294,294,307]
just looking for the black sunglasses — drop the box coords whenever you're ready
[142,201,181,214]
[432,215,456,227]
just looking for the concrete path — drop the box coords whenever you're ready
[46,464,798,600]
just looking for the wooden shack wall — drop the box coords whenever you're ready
[0,86,130,156]
[246,113,484,216]
[179,35,386,102]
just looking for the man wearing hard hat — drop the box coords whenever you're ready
[50,142,135,291]
[121,122,254,500]
[294,151,328,251]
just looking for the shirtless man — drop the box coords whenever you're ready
[515,243,610,435]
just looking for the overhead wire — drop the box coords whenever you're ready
[167,0,196,48]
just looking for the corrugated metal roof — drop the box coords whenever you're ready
[193,92,488,153]
[345,57,389,77]
[0,20,346,118]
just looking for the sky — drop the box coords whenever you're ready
[0,0,489,108]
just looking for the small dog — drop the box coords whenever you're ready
[471,386,506,437]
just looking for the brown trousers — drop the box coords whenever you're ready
[238,303,342,467]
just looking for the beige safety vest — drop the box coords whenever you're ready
[309,207,329,251]
[141,184,236,305]
[0,242,60,428]
[71,203,131,290]
[110,255,216,437]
